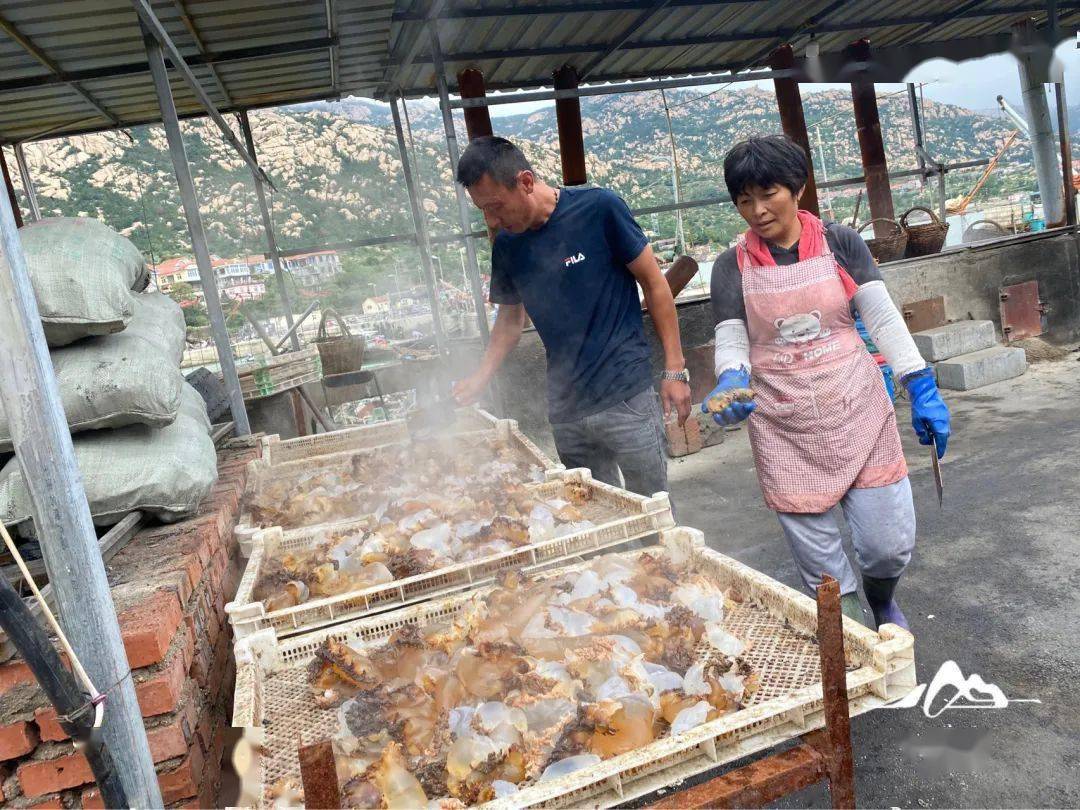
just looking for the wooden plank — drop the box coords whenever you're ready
[211,421,235,446]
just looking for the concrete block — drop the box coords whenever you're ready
[935,346,1026,391]
[912,320,997,362]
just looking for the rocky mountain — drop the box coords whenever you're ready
[9,86,1039,267]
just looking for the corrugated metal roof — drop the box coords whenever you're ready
[0,0,393,142]
[0,0,1075,143]
[387,0,1079,98]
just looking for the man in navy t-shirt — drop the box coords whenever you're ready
[452,136,691,499]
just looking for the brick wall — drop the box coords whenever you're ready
[0,440,260,808]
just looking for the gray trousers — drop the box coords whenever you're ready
[550,387,669,501]
[776,477,915,595]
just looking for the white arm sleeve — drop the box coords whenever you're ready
[852,280,927,380]
[714,318,751,379]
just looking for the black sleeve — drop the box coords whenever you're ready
[826,223,883,285]
[709,247,746,324]
[488,236,522,305]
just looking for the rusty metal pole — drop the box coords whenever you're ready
[1054,82,1076,227]
[297,740,342,808]
[816,575,856,809]
[457,68,494,141]
[847,40,895,238]
[553,65,588,186]
[770,45,819,217]
[0,148,23,229]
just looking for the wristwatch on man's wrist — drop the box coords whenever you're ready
[661,368,690,384]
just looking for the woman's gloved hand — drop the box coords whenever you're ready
[904,368,950,458]
[702,367,756,426]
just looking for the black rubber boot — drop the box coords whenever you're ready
[840,593,866,626]
[862,575,909,630]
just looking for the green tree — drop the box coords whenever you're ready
[183,303,208,328]
[168,281,197,304]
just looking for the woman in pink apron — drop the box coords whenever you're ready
[705,135,951,630]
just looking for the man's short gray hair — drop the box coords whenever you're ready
[456,136,533,188]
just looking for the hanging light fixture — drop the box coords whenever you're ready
[805,34,820,59]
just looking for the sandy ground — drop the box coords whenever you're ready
[643,355,1080,807]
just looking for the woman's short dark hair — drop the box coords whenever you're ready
[456,136,533,188]
[723,135,810,201]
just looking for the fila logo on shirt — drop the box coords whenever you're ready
[563,252,586,267]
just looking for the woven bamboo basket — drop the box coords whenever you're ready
[901,206,949,257]
[231,527,917,809]
[857,218,908,264]
[313,308,365,376]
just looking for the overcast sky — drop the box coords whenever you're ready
[489,40,1078,118]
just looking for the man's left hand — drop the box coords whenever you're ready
[660,378,692,426]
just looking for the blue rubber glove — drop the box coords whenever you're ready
[701,367,756,426]
[904,368,950,458]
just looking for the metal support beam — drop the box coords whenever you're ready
[0,12,121,127]
[429,24,491,344]
[0,148,22,228]
[0,36,338,94]
[391,98,447,354]
[169,0,232,104]
[771,44,819,216]
[12,144,40,222]
[847,40,896,236]
[395,0,770,19]
[237,110,298,352]
[1016,22,1066,225]
[457,68,494,140]
[0,155,162,808]
[131,0,276,191]
[1047,0,1062,42]
[451,68,782,108]
[325,0,339,93]
[1055,82,1076,227]
[381,0,449,94]
[144,24,251,435]
[907,83,927,187]
[553,65,588,186]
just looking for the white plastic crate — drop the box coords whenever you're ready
[231,527,917,809]
[236,414,560,542]
[227,467,674,641]
[257,407,501,468]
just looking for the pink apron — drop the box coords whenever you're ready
[736,237,907,513]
